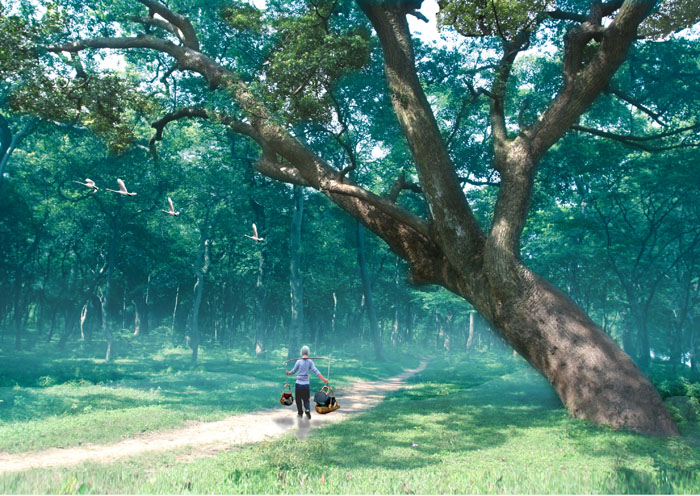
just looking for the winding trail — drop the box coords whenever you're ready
[0,360,429,474]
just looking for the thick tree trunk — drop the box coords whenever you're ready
[288,185,304,359]
[467,265,678,435]
[356,222,384,361]
[353,0,676,436]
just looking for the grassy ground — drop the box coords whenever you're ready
[0,331,416,453]
[2,346,699,494]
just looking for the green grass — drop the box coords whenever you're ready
[0,331,416,453]
[1,347,699,494]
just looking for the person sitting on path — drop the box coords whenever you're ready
[287,345,328,419]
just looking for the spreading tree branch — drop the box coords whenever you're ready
[572,124,700,152]
[386,174,422,203]
[136,0,199,50]
[605,86,665,125]
[358,0,486,273]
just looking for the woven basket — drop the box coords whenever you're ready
[280,383,294,406]
[314,385,339,414]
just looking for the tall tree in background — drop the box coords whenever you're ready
[288,185,305,359]
[10,0,700,434]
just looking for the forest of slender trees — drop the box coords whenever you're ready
[1,0,699,435]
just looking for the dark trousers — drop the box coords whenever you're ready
[295,384,310,414]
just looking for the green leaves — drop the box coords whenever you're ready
[261,1,371,122]
[10,72,157,154]
[640,0,700,38]
[437,0,554,40]
[220,3,264,33]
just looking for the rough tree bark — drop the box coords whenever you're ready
[48,0,678,435]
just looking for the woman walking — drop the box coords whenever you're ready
[287,345,328,419]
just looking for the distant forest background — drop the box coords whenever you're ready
[0,0,698,379]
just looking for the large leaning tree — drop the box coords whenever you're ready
[19,0,699,435]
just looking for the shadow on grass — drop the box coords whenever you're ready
[312,368,564,471]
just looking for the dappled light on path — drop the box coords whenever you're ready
[0,361,429,473]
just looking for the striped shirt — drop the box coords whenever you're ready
[289,358,320,385]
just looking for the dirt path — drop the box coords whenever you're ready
[0,360,429,474]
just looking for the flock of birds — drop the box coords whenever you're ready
[73,177,264,242]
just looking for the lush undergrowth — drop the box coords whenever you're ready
[2,350,699,494]
[0,331,416,453]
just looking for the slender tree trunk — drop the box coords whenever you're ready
[392,258,400,345]
[0,116,35,192]
[637,315,651,372]
[356,222,384,361]
[99,228,118,361]
[58,307,78,349]
[0,304,6,343]
[467,311,475,350]
[288,185,304,359]
[250,200,268,358]
[98,291,113,361]
[80,304,88,340]
[626,298,651,371]
[689,314,698,375]
[13,268,23,350]
[133,293,149,337]
[172,283,180,333]
[331,291,337,337]
[191,230,210,363]
[46,306,57,342]
[144,271,151,335]
[122,286,127,330]
[133,299,141,337]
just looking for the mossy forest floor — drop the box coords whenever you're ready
[1,336,699,494]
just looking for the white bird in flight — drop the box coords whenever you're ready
[161,197,180,216]
[106,178,137,196]
[244,223,264,242]
[74,178,98,193]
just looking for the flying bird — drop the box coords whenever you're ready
[244,223,264,242]
[161,197,180,216]
[106,178,137,196]
[74,178,98,193]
